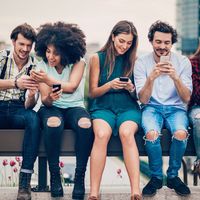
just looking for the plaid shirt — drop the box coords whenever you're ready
[190,57,200,106]
[0,49,36,101]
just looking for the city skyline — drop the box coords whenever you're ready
[0,0,175,52]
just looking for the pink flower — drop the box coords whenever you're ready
[59,161,64,168]
[2,159,8,166]
[15,157,21,162]
[13,167,18,173]
[10,160,16,167]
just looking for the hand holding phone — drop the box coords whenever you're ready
[119,77,129,82]
[52,84,61,93]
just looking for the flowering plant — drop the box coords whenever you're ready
[0,157,21,186]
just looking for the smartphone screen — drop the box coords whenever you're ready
[160,56,170,62]
[119,77,129,82]
[52,84,61,93]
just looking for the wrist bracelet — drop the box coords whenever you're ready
[14,78,19,89]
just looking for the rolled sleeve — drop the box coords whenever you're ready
[134,58,147,96]
[180,57,193,93]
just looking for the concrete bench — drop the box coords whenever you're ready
[0,129,197,191]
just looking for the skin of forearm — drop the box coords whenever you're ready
[138,77,154,104]
[42,95,53,107]
[0,79,15,89]
[174,78,191,104]
[25,96,36,109]
[89,82,111,98]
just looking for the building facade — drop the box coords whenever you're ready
[176,0,200,55]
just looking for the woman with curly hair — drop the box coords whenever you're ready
[31,22,94,199]
[88,20,141,200]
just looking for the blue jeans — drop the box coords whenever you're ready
[38,106,94,173]
[142,105,189,179]
[0,100,41,173]
[188,105,200,160]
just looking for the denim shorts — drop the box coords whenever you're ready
[142,105,189,135]
[91,109,141,136]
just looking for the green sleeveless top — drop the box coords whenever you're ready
[90,52,140,113]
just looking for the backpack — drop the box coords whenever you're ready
[0,50,34,79]
[0,50,34,102]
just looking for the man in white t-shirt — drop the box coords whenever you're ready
[134,21,192,197]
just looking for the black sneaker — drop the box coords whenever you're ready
[167,176,191,196]
[142,177,163,197]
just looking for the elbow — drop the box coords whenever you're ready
[138,94,149,104]
[140,99,149,104]
[183,95,191,104]
[89,91,95,99]
[67,85,78,93]
[68,88,76,93]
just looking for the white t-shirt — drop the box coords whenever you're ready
[134,52,192,110]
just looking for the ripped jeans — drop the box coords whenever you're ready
[38,106,94,173]
[188,105,200,160]
[141,105,189,179]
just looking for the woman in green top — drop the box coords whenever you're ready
[88,20,141,200]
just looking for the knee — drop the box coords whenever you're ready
[119,129,133,143]
[78,117,92,129]
[174,130,188,140]
[47,116,61,127]
[194,113,200,123]
[95,129,110,143]
[145,130,159,141]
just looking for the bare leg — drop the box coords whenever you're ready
[89,119,112,197]
[119,121,140,196]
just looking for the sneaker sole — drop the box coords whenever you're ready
[72,193,84,200]
[167,185,191,196]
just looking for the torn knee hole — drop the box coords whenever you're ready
[174,131,188,140]
[195,113,200,119]
[146,130,159,141]
[78,117,91,128]
[47,116,61,127]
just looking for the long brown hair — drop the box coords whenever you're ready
[100,20,138,78]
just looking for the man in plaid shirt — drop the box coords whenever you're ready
[188,45,200,178]
[0,23,40,200]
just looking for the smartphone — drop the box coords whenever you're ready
[52,84,61,93]
[160,55,170,62]
[119,77,129,82]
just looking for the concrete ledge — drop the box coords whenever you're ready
[0,186,199,200]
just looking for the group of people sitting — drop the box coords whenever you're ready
[0,19,199,200]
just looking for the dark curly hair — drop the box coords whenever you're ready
[148,20,177,44]
[10,23,36,42]
[35,21,86,66]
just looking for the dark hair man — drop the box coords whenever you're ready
[134,21,192,197]
[0,23,40,200]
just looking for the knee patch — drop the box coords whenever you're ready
[47,116,61,127]
[78,117,91,128]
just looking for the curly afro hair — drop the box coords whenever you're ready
[148,20,177,44]
[35,21,86,66]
